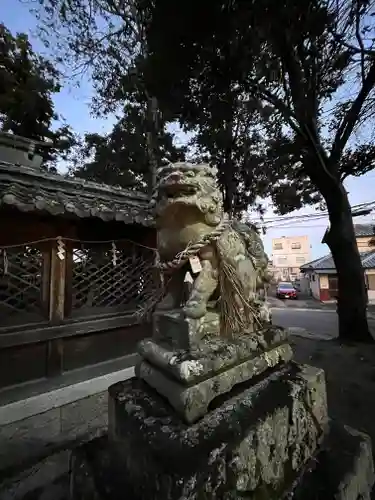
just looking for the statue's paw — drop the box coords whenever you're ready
[183,301,207,319]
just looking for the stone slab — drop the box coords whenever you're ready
[0,408,62,473]
[0,391,109,475]
[285,422,374,500]
[0,450,70,500]
[69,422,374,500]
[0,364,135,426]
[107,363,329,499]
[136,343,293,423]
[153,309,221,350]
[60,392,108,441]
[138,325,289,385]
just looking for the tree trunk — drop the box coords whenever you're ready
[324,184,373,342]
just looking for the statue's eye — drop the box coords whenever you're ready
[186,171,195,177]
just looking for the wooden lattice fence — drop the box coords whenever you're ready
[0,238,159,328]
[0,245,45,326]
[69,241,158,318]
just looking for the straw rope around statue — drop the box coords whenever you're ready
[155,213,264,336]
[157,214,232,271]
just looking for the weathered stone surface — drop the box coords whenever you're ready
[69,435,137,500]
[153,309,220,351]
[69,423,375,500]
[285,422,374,500]
[60,392,108,441]
[70,444,106,500]
[139,324,289,385]
[136,343,293,423]
[107,363,328,499]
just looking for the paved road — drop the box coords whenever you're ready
[272,308,338,338]
[271,306,375,339]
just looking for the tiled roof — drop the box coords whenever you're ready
[354,224,375,237]
[0,161,154,226]
[321,223,375,243]
[362,250,375,269]
[301,250,375,271]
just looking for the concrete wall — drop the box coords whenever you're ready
[298,277,310,294]
[0,365,135,499]
[309,273,321,300]
[0,391,107,472]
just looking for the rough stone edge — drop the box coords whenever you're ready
[338,425,375,500]
[138,327,289,385]
[136,343,293,423]
[284,421,374,500]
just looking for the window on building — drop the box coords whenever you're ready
[296,256,305,263]
[291,242,301,249]
[273,242,283,250]
[278,256,287,264]
[312,274,316,281]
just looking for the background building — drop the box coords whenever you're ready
[271,235,311,282]
[301,224,375,302]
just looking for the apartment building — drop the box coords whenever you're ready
[271,235,311,281]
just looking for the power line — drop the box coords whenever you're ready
[256,199,375,220]
[246,199,375,227]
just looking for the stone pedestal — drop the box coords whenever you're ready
[137,320,292,423]
[108,363,329,499]
[69,312,375,499]
[70,421,374,500]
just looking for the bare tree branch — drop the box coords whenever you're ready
[354,0,367,81]
[330,60,375,164]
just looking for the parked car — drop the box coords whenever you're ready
[276,282,298,300]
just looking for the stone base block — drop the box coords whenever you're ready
[69,422,375,500]
[153,309,220,350]
[107,363,329,499]
[285,422,374,500]
[138,325,289,385]
[136,343,293,423]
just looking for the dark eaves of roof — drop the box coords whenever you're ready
[322,223,375,243]
[0,161,154,227]
[301,250,375,271]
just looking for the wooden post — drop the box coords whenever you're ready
[46,237,67,377]
[64,242,73,318]
[41,244,52,319]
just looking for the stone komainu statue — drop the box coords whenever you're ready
[152,162,272,334]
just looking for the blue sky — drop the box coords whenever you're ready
[3,0,375,259]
